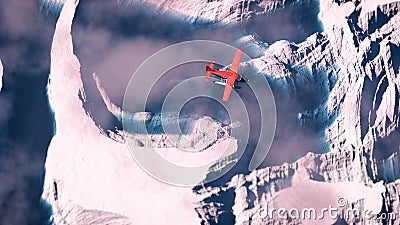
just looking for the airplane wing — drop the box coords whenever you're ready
[206,61,214,82]
[229,48,242,73]
[222,76,235,101]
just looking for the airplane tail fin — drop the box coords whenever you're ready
[206,61,214,82]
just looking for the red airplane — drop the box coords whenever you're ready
[206,48,245,101]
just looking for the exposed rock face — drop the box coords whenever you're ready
[383,179,400,222]
[244,0,400,158]
[122,114,231,150]
[194,150,370,224]
[43,0,320,24]
[136,0,320,25]
[319,0,400,160]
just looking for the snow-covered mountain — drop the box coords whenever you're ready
[194,0,400,224]
[43,0,319,24]
[41,0,400,224]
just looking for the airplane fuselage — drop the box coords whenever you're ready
[208,70,241,82]
[205,48,243,101]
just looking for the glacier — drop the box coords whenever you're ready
[43,0,202,224]
[41,0,400,224]
[0,59,3,92]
